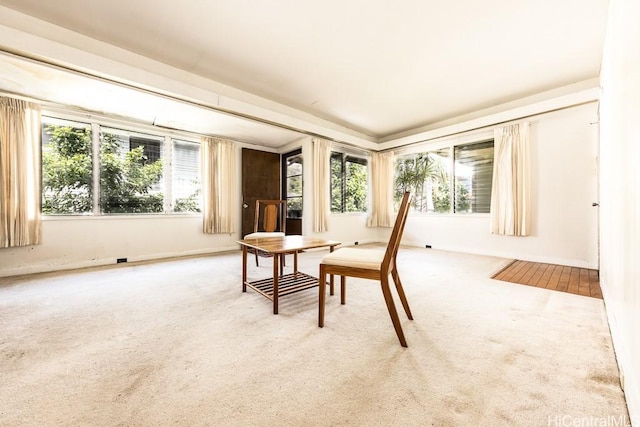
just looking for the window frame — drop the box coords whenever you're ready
[394,138,494,215]
[171,138,202,214]
[452,139,494,214]
[98,126,165,215]
[282,149,303,219]
[41,116,94,216]
[330,151,368,214]
[41,112,203,217]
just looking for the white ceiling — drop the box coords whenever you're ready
[0,52,306,147]
[0,0,608,147]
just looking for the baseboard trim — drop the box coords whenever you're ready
[402,241,597,269]
[0,245,240,278]
[602,292,639,426]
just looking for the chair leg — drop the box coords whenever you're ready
[340,276,346,305]
[254,250,259,267]
[391,267,413,320]
[318,264,327,327]
[380,274,408,347]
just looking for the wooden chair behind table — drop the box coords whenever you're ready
[318,191,413,347]
[243,199,287,268]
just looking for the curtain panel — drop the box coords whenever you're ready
[312,138,332,233]
[490,122,531,236]
[201,136,237,234]
[0,97,42,248]
[367,151,395,228]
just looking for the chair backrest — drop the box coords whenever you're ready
[382,192,412,269]
[254,200,287,233]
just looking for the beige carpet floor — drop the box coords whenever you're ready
[0,246,629,426]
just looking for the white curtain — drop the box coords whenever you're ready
[312,138,332,232]
[490,122,531,236]
[201,136,237,234]
[367,151,395,227]
[0,97,42,248]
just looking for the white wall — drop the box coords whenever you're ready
[600,0,640,422]
[382,102,600,269]
[0,216,238,277]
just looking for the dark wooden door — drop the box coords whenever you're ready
[241,148,280,237]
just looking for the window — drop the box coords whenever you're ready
[41,114,202,216]
[454,141,494,213]
[130,137,161,165]
[394,140,494,213]
[330,152,368,213]
[394,148,451,213]
[172,140,201,213]
[283,150,303,218]
[99,127,164,214]
[41,117,93,215]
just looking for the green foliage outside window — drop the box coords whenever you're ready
[99,132,163,213]
[174,186,201,213]
[42,125,93,214]
[330,156,342,212]
[284,153,303,218]
[331,153,367,213]
[42,124,164,215]
[394,141,493,213]
[344,161,367,212]
[394,151,451,212]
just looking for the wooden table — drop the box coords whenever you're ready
[237,235,341,314]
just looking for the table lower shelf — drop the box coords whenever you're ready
[245,272,318,300]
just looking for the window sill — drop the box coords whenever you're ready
[409,212,491,218]
[330,212,368,217]
[43,213,203,221]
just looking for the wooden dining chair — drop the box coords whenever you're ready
[243,199,286,267]
[318,191,413,347]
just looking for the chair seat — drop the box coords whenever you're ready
[321,247,385,270]
[244,232,285,239]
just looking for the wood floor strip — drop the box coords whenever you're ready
[588,269,602,298]
[491,260,602,299]
[547,265,563,291]
[535,264,555,287]
[492,259,518,281]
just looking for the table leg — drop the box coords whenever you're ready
[242,245,247,292]
[294,251,298,275]
[280,253,284,276]
[273,253,279,315]
[329,245,335,296]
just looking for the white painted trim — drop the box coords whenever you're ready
[400,240,598,270]
[379,84,601,150]
[602,290,640,426]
